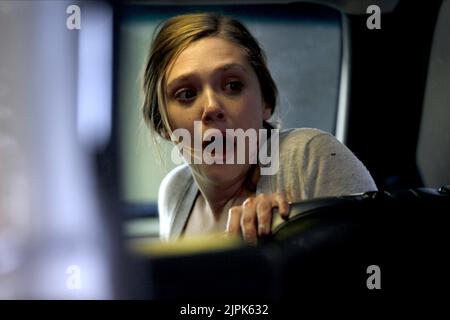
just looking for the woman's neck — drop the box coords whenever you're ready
[192,165,260,218]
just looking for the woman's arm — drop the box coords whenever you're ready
[300,131,378,198]
[226,129,377,244]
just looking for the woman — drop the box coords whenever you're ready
[141,13,377,244]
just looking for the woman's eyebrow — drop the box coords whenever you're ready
[215,63,247,73]
[167,63,247,91]
[167,75,193,93]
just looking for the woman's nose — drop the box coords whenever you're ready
[201,90,225,123]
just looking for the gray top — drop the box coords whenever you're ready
[158,128,378,240]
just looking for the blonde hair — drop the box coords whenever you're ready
[141,12,278,138]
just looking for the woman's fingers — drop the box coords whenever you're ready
[256,194,273,236]
[241,197,258,245]
[226,206,242,237]
[226,192,290,244]
[274,192,290,219]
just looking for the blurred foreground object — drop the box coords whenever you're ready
[0,0,115,299]
[129,187,450,300]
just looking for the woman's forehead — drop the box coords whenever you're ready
[165,37,252,84]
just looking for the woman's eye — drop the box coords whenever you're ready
[175,89,196,102]
[224,81,243,94]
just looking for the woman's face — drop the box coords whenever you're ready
[164,36,272,184]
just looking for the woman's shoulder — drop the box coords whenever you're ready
[158,164,194,239]
[158,164,193,212]
[280,127,331,141]
[276,127,378,196]
[278,127,337,155]
[159,164,192,196]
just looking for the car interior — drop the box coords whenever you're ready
[0,0,448,302]
[107,0,450,300]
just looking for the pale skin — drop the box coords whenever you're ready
[164,37,289,244]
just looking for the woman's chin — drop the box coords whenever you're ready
[198,163,249,184]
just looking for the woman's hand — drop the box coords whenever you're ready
[226,193,290,245]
